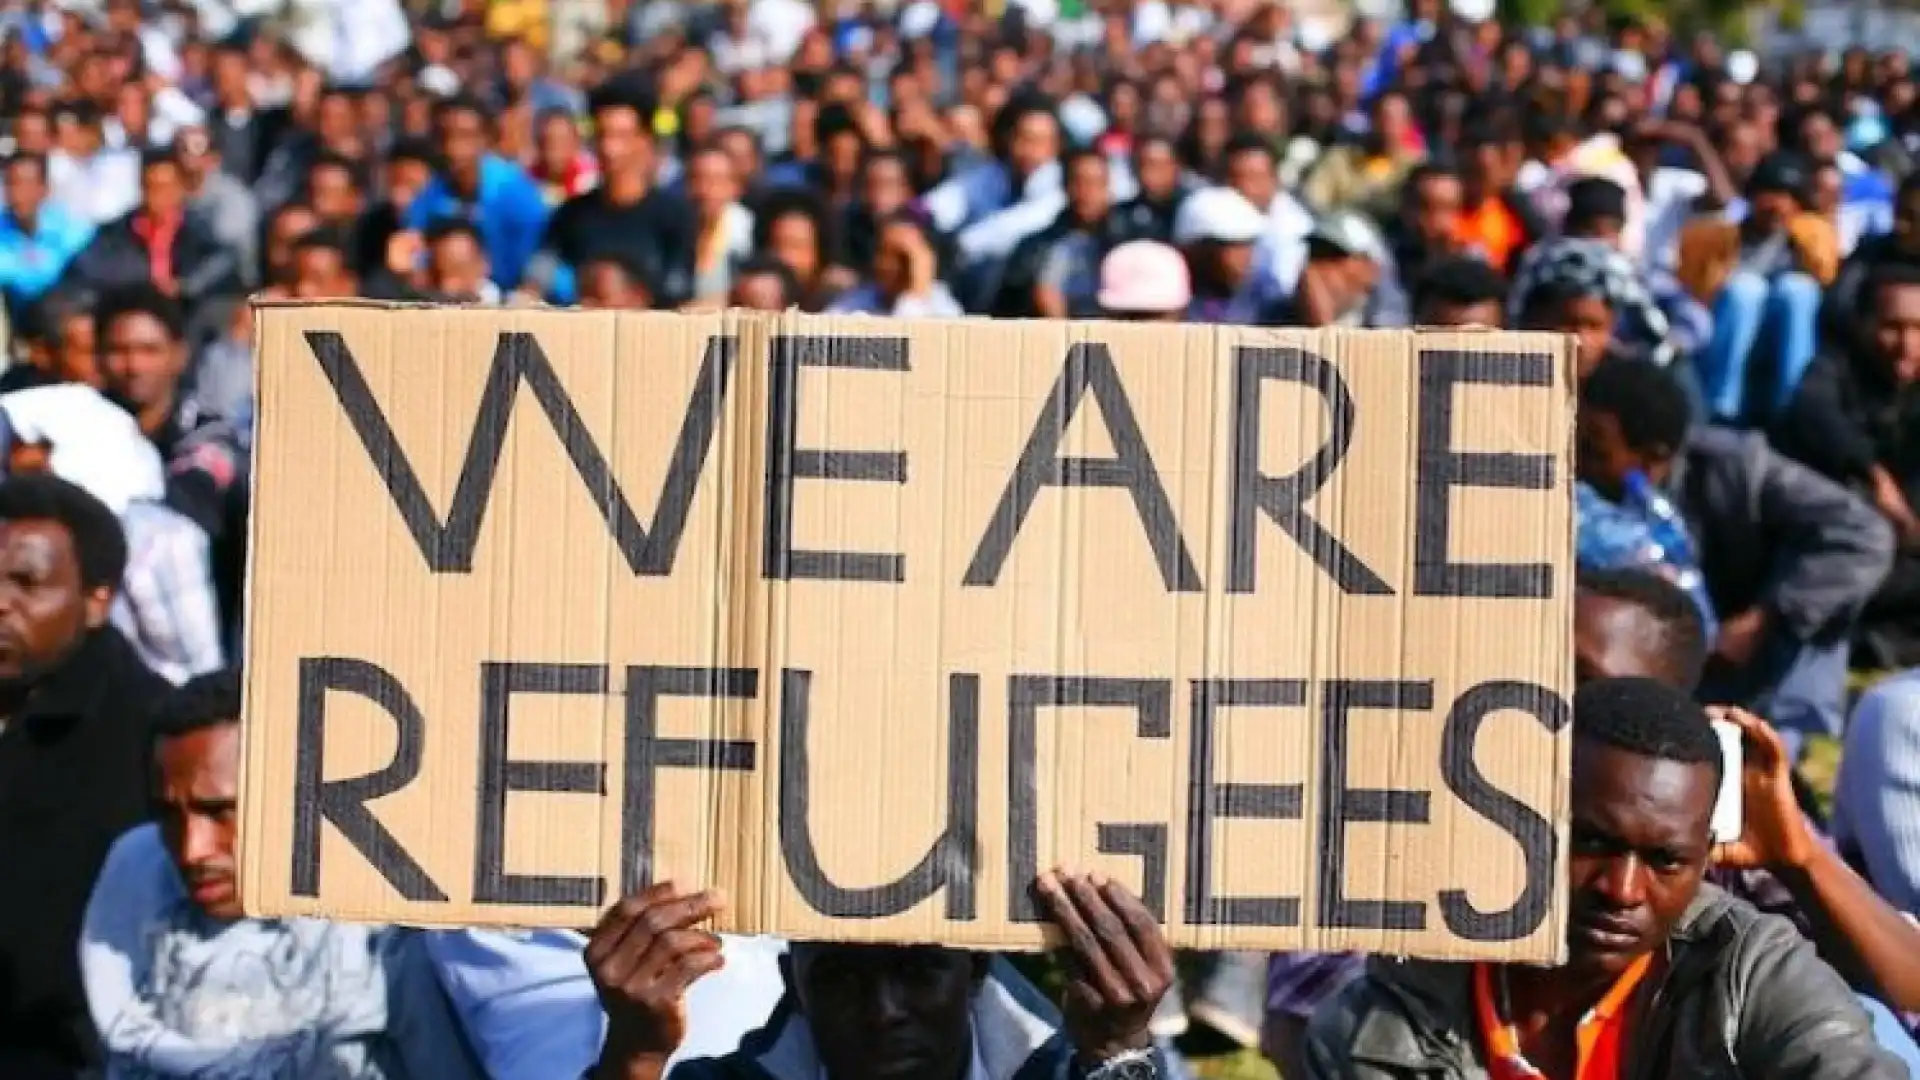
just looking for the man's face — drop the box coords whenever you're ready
[438,106,488,175]
[4,158,45,223]
[1720,124,1763,183]
[862,157,911,217]
[55,314,99,387]
[1225,149,1277,214]
[1871,281,1920,385]
[580,261,647,309]
[102,311,186,411]
[1800,114,1842,163]
[730,271,788,311]
[1749,190,1799,234]
[1066,156,1110,223]
[1008,112,1059,178]
[387,159,431,210]
[430,233,487,297]
[790,944,981,1080]
[686,151,738,218]
[593,106,647,176]
[141,161,185,219]
[1575,408,1651,501]
[155,724,242,919]
[1534,293,1614,380]
[1574,590,1683,688]
[1134,141,1179,202]
[0,520,105,687]
[1895,190,1920,256]
[1566,738,1714,978]
[292,246,349,299]
[267,206,318,284]
[309,164,361,222]
[1409,175,1464,248]
[14,113,51,156]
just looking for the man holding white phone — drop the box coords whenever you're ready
[1306,676,1909,1079]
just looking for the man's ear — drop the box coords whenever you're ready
[82,584,113,630]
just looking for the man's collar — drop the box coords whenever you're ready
[10,626,124,730]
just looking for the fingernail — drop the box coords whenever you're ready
[1089,871,1109,888]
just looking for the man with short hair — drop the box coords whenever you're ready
[1508,177,1671,362]
[1773,262,1920,667]
[0,474,170,1078]
[79,669,486,1078]
[96,287,249,652]
[0,151,95,319]
[1305,677,1906,1079]
[532,87,692,306]
[587,874,1174,1080]
[1410,257,1507,327]
[1581,358,1891,754]
[73,150,243,316]
[405,95,549,292]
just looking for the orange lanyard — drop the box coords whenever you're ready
[1472,957,1651,1080]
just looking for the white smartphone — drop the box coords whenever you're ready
[1710,719,1744,845]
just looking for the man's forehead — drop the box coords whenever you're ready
[1572,738,1717,812]
[0,517,74,554]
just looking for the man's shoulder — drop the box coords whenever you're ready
[1305,957,1472,1063]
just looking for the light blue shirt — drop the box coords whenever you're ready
[0,202,95,306]
[423,929,789,1080]
[81,825,484,1080]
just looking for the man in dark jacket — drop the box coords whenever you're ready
[70,149,244,337]
[0,474,169,1078]
[1304,677,1905,1080]
[1579,358,1894,754]
[585,874,1173,1080]
[95,287,249,648]
[1774,262,1920,666]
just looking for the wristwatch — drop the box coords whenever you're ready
[1081,1048,1161,1080]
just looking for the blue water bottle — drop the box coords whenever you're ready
[1622,468,1718,640]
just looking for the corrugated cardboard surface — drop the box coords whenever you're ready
[242,303,1575,962]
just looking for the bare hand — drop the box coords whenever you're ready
[386,230,425,277]
[1871,469,1920,550]
[586,884,728,1076]
[1706,705,1818,870]
[1034,870,1173,1066]
[1712,607,1771,668]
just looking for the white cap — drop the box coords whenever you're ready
[1173,187,1268,246]
[1728,50,1759,86]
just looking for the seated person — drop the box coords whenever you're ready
[1410,257,1508,328]
[1508,178,1671,363]
[1694,153,1837,425]
[586,874,1174,1080]
[1771,262,1920,668]
[1579,358,1893,754]
[1304,677,1907,1079]
[1836,670,1920,915]
[80,671,485,1078]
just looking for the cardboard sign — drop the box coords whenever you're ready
[241,304,1575,961]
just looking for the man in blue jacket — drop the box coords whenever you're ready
[0,152,94,319]
[405,95,549,292]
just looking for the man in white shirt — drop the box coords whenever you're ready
[48,101,140,226]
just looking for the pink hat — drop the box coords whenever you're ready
[1098,241,1191,315]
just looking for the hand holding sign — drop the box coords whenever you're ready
[1035,869,1175,1066]
[586,883,727,1080]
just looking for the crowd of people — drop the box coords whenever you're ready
[5,0,1920,1076]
